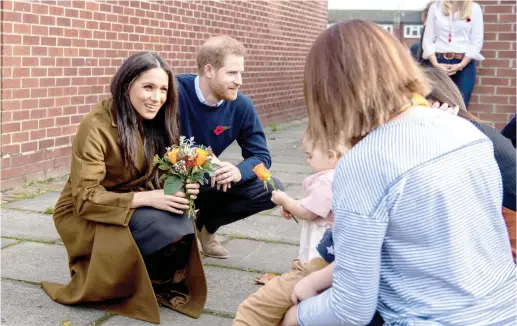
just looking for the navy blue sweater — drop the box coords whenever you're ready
[176,74,271,183]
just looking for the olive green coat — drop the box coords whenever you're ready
[41,100,207,324]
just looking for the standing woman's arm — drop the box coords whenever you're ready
[422,3,439,66]
[459,2,485,68]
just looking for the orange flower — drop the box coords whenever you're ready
[167,148,179,164]
[252,163,271,181]
[195,148,208,166]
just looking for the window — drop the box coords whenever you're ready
[404,25,424,39]
[377,24,393,34]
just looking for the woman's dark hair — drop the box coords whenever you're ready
[110,52,179,186]
[423,67,482,122]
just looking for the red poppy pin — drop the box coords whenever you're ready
[466,17,471,22]
[213,125,230,136]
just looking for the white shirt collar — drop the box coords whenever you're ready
[194,76,224,107]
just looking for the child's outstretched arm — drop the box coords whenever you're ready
[271,190,318,221]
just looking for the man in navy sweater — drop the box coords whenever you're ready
[177,36,282,258]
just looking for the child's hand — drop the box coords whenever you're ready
[280,207,293,220]
[271,190,289,206]
[291,275,318,304]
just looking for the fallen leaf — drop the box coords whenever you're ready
[62,321,71,326]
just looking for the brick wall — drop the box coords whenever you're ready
[470,0,516,130]
[0,0,328,189]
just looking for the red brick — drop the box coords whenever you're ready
[494,104,517,113]
[21,141,38,153]
[499,31,516,41]
[22,120,38,130]
[496,87,516,95]
[479,95,510,104]
[482,59,512,68]
[30,129,46,140]
[3,122,21,133]
[484,5,515,14]
[484,41,512,50]
[481,77,511,86]
[1,144,20,156]
[39,118,55,129]
[12,131,29,143]
[39,139,55,150]
[496,68,517,77]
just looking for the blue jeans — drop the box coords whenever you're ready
[437,57,477,108]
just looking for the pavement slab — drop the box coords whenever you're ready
[4,192,61,213]
[1,238,19,248]
[1,280,105,326]
[204,265,261,316]
[218,214,301,245]
[1,242,70,284]
[1,209,59,242]
[203,239,298,274]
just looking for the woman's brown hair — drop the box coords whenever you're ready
[304,20,430,150]
[423,67,482,122]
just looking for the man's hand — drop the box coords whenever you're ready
[211,161,242,192]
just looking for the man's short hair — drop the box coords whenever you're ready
[197,36,247,75]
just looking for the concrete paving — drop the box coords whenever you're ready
[1,122,309,325]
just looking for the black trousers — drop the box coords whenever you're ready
[195,177,283,234]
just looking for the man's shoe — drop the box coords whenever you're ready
[198,226,229,259]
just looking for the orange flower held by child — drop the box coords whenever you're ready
[168,148,179,164]
[253,163,271,181]
[195,148,208,166]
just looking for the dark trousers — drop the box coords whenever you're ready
[195,177,283,234]
[437,57,477,108]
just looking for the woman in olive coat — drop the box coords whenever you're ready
[41,52,207,324]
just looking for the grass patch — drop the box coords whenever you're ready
[202,308,235,319]
[1,276,40,286]
[203,262,277,275]
[219,233,298,246]
[1,236,55,245]
[7,189,46,200]
[269,122,280,132]
[43,206,55,215]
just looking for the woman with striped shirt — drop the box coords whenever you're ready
[283,20,515,326]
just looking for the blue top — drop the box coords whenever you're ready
[176,74,271,183]
[298,110,516,326]
[316,228,334,263]
[472,121,516,211]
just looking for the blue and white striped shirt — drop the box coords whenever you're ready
[298,109,516,326]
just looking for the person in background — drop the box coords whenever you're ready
[422,0,484,108]
[501,114,516,148]
[176,36,282,259]
[424,67,516,260]
[410,1,435,65]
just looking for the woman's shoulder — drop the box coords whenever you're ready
[75,99,115,146]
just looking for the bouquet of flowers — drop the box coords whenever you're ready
[154,136,219,218]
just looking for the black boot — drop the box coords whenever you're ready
[144,234,193,310]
